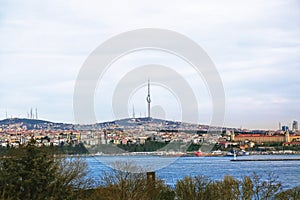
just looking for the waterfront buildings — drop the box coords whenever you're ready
[231,130,300,146]
[1,117,300,150]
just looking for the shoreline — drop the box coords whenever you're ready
[68,150,300,157]
[231,158,300,162]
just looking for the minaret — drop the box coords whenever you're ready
[132,105,135,119]
[35,108,38,119]
[279,122,281,131]
[285,130,290,143]
[146,80,151,118]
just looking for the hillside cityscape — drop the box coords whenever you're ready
[0,116,299,156]
[1,79,299,155]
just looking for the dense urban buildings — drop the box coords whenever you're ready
[0,117,299,155]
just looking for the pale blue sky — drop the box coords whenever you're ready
[0,0,299,129]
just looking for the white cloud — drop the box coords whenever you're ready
[0,0,299,128]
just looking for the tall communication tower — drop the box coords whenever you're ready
[146,80,151,118]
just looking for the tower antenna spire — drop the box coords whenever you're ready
[146,79,151,118]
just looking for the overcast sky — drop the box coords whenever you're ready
[0,0,299,130]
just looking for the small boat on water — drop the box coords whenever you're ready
[226,152,235,157]
[194,150,205,157]
[226,150,249,157]
[241,150,250,156]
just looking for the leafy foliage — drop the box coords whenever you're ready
[0,139,91,200]
[0,144,298,200]
[89,161,175,200]
[175,173,283,200]
[275,187,300,200]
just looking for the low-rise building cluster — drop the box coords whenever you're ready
[1,118,300,153]
[219,129,300,149]
[0,121,207,149]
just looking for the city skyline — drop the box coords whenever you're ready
[0,1,300,129]
[1,81,298,131]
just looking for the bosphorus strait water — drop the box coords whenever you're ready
[85,155,300,189]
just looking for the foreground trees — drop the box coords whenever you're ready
[274,187,300,200]
[0,139,91,200]
[90,162,175,200]
[89,162,298,200]
[175,173,282,200]
[0,144,299,200]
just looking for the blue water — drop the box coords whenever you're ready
[85,155,300,189]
